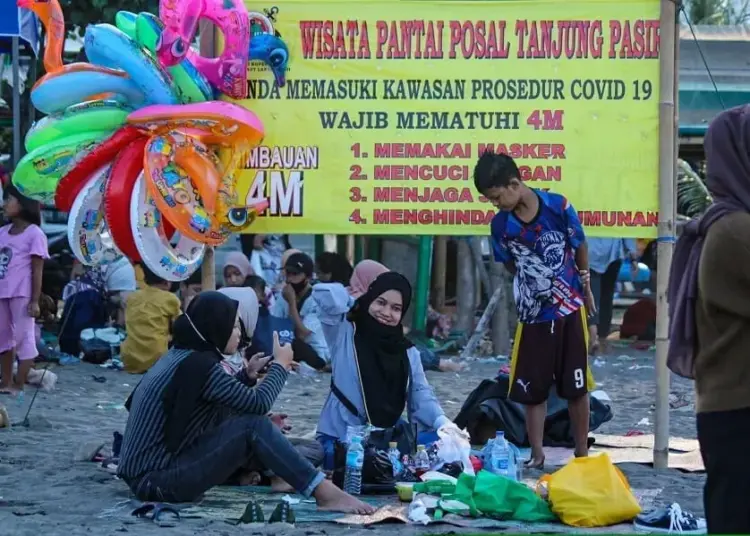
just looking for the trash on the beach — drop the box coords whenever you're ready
[96,403,126,410]
[637,418,651,426]
[593,358,605,368]
[420,471,458,485]
[58,354,80,365]
[437,498,471,517]
[591,390,612,403]
[436,424,474,475]
[629,364,654,370]
[669,393,691,410]
[281,494,300,505]
[408,496,431,525]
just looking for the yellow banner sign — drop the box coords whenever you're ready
[233,0,660,237]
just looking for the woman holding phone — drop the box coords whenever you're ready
[118,291,373,514]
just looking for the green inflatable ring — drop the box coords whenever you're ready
[114,11,138,40]
[25,100,129,152]
[13,131,109,204]
[132,12,212,104]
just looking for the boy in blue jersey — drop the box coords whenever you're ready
[473,150,595,469]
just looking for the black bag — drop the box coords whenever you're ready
[332,441,396,493]
[454,374,613,448]
[331,382,417,455]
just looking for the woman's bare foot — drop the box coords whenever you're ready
[270,476,295,493]
[0,384,19,395]
[237,471,262,486]
[439,359,465,373]
[313,480,375,514]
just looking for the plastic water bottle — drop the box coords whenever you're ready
[489,431,515,480]
[387,441,403,477]
[343,435,364,495]
[413,444,430,477]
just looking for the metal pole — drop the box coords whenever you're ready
[433,236,447,311]
[199,21,216,290]
[456,239,475,333]
[12,37,21,168]
[654,0,677,470]
[412,236,433,331]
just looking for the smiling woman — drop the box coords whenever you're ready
[312,269,456,469]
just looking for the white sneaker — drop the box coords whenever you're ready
[634,503,707,534]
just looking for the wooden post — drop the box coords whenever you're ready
[456,239,475,333]
[324,234,337,252]
[433,236,447,311]
[468,237,492,301]
[199,20,217,291]
[490,260,510,355]
[345,235,355,265]
[654,0,677,470]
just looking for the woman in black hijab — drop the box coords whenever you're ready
[314,272,458,461]
[118,291,373,514]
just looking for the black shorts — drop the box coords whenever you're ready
[509,308,591,405]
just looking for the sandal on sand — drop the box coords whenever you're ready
[227,500,264,525]
[269,501,296,525]
[132,503,180,527]
[524,457,545,471]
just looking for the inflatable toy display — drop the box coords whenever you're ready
[157,0,250,99]
[15,0,286,280]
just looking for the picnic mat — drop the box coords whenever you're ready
[520,434,703,472]
[105,483,660,533]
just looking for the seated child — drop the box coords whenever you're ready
[120,264,181,373]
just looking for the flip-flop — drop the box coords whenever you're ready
[269,501,296,525]
[132,503,180,527]
[227,499,265,525]
[524,457,545,471]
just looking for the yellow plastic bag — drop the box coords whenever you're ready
[536,453,641,527]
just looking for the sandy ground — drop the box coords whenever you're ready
[0,346,705,535]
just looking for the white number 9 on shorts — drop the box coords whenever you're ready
[574,368,585,389]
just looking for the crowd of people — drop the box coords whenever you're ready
[2,126,742,531]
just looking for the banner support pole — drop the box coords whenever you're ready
[413,236,433,331]
[654,0,677,470]
[199,20,218,291]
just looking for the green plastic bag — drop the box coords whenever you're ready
[474,470,556,522]
[444,470,557,522]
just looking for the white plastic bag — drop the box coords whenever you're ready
[436,425,474,476]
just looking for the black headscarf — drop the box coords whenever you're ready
[351,272,413,428]
[668,105,750,378]
[162,291,239,453]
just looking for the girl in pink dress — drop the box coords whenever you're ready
[0,185,49,394]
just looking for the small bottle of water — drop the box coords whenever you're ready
[489,431,514,480]
[413,444,430,477]
[387,441,403,477]
[343,435,364,495]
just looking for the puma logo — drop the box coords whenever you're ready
[516,378,531,393]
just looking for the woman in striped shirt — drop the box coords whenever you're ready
[118,291,373,514]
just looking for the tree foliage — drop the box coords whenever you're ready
[685,0,750,25]
[60,0,159,36]
[677,159,712,218]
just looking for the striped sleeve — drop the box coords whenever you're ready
[202,362,288,415]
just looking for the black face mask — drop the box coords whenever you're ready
[290,279,309,294]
